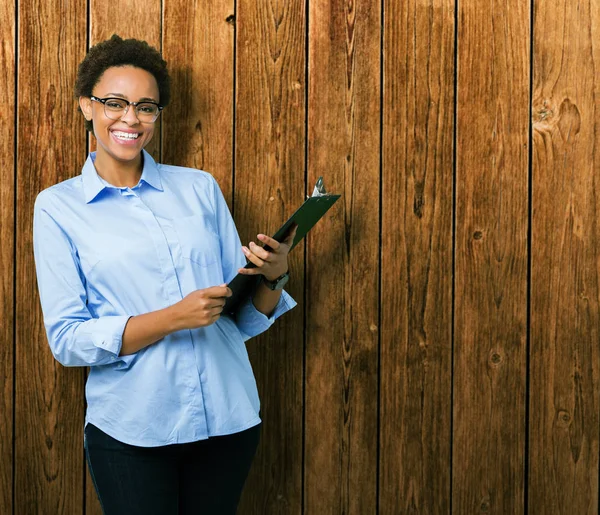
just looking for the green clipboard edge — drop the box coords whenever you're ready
[224,193,341,314]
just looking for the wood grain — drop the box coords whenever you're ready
[162,0,234,204]
[380,0,455,512]
[85,4,163,513]
[0,0,15,511]
[88,0,162,160]
[234,1,305,513]
[16,0,87,512]
[529,0,600,512]
[452,0,530,513]
[304,0,380,513]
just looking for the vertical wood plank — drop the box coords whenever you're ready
[16,0,87,513]
[0,0,15,511]
[380,0,455,512]
[85,6,162,513]
[452,0,530,512]
[234,1,305,512]
[304,0,380,513]
[162,0,234,204]
[529,0,600,512]
[88,0,162,160]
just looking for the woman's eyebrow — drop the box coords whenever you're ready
[104,93,158,102]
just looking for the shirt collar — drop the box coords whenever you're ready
[82,149,164,203]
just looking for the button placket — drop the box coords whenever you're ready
[134,200,183,303]
[133,196,210,436]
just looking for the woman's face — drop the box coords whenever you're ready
[80,65,160,166]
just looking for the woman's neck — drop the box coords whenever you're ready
[94,150,143,188]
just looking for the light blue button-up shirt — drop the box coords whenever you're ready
[33,150,296,447]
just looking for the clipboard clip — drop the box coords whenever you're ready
[310,176,329,198]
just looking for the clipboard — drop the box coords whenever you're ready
[224,177,340,314]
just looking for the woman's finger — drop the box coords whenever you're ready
[242,246,265,267]
[237,266,261,275]
[283,225,298,246]
[257,234,280,251]
[249,241,271,261]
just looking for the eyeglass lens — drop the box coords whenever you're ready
[104,99,160,122]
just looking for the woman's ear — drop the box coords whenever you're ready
[79,96,92,121]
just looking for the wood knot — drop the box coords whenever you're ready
[556,410,571,427]
[488,350,503,367]
[473,230,483,240]
[225,14,235,25]
[557,98,581,142]
[533,98,555,124]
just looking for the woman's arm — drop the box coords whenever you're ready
[249,282,283,318]
[119,306,180,356]
[120,285,232,356]
[238,227,296,317]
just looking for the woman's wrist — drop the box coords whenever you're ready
[164,302,188,332]
[121,306,182,356]
[263,268,288,283]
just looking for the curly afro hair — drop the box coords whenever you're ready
[74,34,171,133]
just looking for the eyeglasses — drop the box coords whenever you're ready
[90,96,164,123]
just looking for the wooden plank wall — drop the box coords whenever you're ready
[306,1,379,514]
[0,0,15,513]
[2,0,598,513]
[529,0,600,513]
[453,0,530,511]
[234,0,305,512]
[380,0,454,512]
[16,1,86,513]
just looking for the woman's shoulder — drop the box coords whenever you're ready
[156,161,216,184]
[155,161,222,199]
[35,176,83,212]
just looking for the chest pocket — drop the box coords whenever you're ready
[172,214,220,267]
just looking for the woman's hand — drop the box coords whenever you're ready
[171,285,232,330]
[239,225,297,281]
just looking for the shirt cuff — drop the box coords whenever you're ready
[235,290,297,340]
[88,315,135,369]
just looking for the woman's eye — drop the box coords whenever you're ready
[138,104,155,114]
[106,101,125,109]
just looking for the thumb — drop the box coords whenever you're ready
[284,224,298,245]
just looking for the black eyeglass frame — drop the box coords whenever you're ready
[90,95,164,122]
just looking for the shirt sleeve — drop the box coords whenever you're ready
[210,176,296,339]
[33,192,136,369]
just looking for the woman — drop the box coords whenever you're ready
[32,34,296,514]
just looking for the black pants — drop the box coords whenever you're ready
[84,422,261,515]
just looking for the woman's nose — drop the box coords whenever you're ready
[120,104,141,125]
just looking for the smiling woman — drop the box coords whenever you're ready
[32,34,297,515]
[74,36,168,187]
[80,66,159,181]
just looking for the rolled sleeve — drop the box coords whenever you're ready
[87,315,133,358]
[235,289,297,340]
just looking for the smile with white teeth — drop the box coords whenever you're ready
[112,131,140,140]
